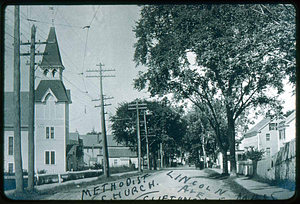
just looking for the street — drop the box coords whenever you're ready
[44,166,238,200]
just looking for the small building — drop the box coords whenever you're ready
[79,134,102,168]
[67,132,84,171]
[106,135,138,168]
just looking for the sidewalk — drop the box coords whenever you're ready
[4,170,139,197]
[209,168,295,200]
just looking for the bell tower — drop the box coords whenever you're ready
[40,27,65,81]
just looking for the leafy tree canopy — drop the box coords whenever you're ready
[133,4,295,118]
[110,98,187,154]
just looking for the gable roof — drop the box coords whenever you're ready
[35,80,71,103]
[4,92,29,128]
[80,134,102,148]
[108,148,137,158]
[244,118,270,138]
[40,27,64,69]
[69,132,80,141]
[285,110,295,124]
[106,135,124,147]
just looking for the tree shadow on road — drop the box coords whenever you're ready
[190,169,230,180]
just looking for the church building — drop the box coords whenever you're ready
[4,27,72,174]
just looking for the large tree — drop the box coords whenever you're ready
[133,4,295,176]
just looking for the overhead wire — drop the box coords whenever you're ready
[19,10,97,98]
[7,5,104,110]
[81,6,101,94]
[29,6,101,96]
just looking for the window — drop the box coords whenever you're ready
[8,163,13,173]
[279,129,286,140]
[45,151,55,165]
[266,133,270,141]
[51,127,54,139]
[114,159,118,165]
[45,151,50,164]
[266,147,271,157]
[51,151,55,164]
[269,123,277,131]
[46,127,49,139]
[8,137,13,155]
[46,127,54,139]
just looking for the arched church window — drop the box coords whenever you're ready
[52,69,57,77]
[43,69,49,76]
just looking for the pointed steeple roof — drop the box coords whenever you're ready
[40,27,64,69]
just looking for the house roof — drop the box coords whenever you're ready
[108,148,137,158]
[40,27,64,69]
[285,110,295,124]
[35,80,71,103]
[80,134,102,148]
[69,132,80,141]
[4,92,29,128]
[106,135,124,147]
[244,118,270,138]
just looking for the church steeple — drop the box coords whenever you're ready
[40,27,65,80]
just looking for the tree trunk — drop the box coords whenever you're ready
[222,149,229,175]
[252,160,258,176]
[202,143,207,168]
[227,111,237,177]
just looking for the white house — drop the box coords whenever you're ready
[241,110,296,158]
[4,27,72,174]
[277,110,296,149]
[106,135,138,168]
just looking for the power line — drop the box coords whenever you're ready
[89,5,100,27]
[28,6,101,95]
[7,6,101,98]
[56,8,85,45]
[26,18,84,28]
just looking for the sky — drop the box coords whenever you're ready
[4,5,295,134]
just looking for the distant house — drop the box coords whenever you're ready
[76,133,138,168]
[106,135,138,168]
[67,132,84,171]
[79,134,102,167]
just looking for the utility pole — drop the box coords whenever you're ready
[143,111,150,170]
[87,63,115,178]
[27,25,35,191]
[128,100,147,173]
[13,5,23,194]
[20,25,47,191]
